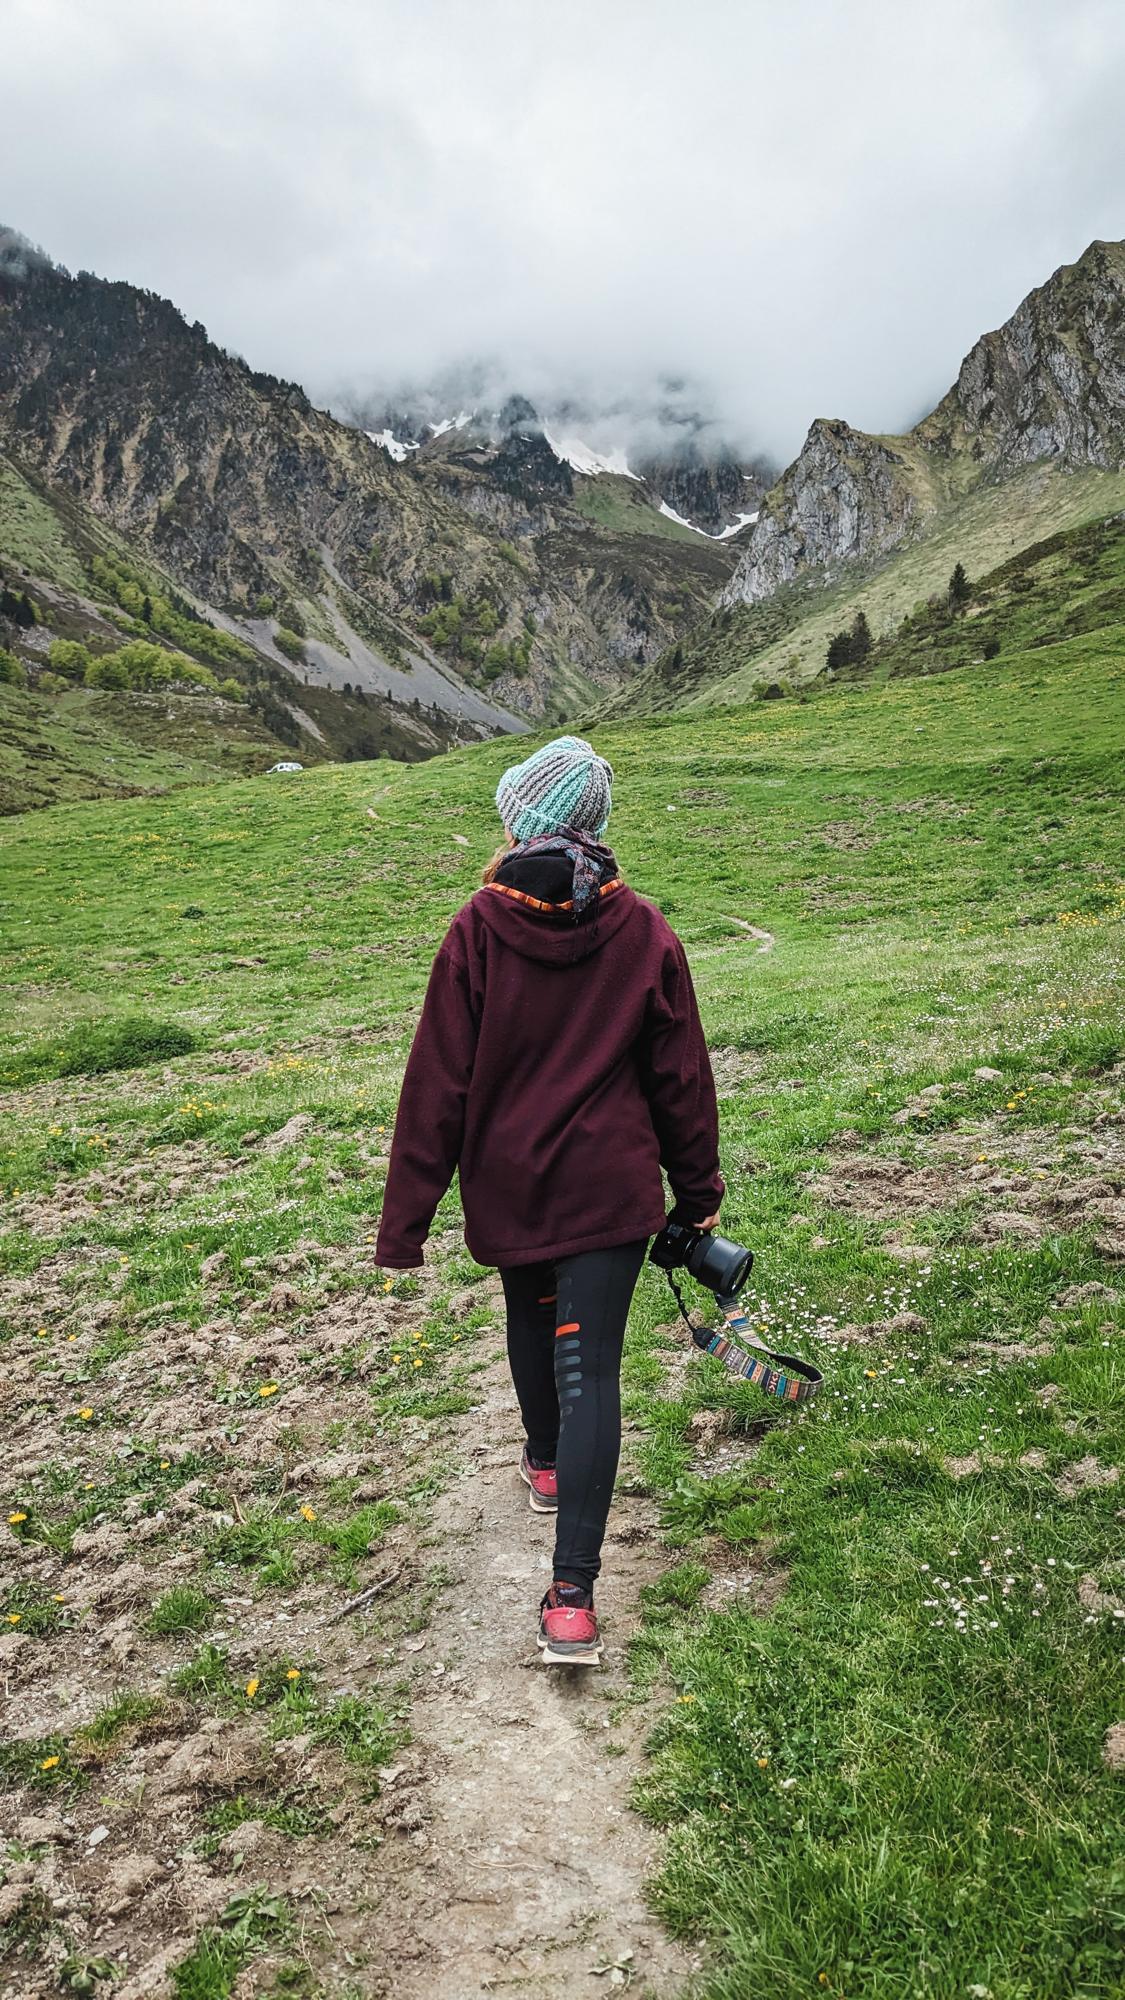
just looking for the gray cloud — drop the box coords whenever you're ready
[3,0,1123,462]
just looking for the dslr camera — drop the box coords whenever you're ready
[650,1219,753,1304]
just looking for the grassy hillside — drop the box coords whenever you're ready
[849,506,1125,684]
[0,682,309,815]
[1,630,1123,1995]
[0,453,472,811]
[606,465,1125,715]
[571,473,709,542]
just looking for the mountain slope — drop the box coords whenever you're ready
[723,238,1125,611]
[603,239,1125,714]
[0,229,735,736]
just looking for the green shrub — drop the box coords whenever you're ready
[84,655,130,690]
[47,639,91,680]
[0,646,27,686]
[273,626,306,664]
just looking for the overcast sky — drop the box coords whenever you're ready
[4,0,1123,462]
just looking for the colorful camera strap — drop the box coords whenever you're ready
[665,1273,823,1403]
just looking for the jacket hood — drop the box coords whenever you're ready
[472,878,640,964]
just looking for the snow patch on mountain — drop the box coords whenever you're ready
[429,411,473,437]
[543,430,639,480]
[658,501,759,539]
[714,510,760,539]
[367,429,419,462]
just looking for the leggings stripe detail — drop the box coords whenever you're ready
[500,1243,646,1593]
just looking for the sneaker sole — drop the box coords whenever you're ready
[538,1636,603,1666]
[518,1461,558,1514]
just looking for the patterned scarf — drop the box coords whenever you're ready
[507,826,619,915]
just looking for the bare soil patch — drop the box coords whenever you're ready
[2,1233,704,1997]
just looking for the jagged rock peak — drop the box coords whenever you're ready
[722,237,1124,609]
[922,237,1125,471]
[719,417,919,606]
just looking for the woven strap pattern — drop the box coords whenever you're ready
[666,1274,823,1404]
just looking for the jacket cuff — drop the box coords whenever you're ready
[668,1181,725,1225]
[374,1245,426,1270]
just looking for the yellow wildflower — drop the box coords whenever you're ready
[286,1668,301,1681]
[413,1358,423,1369]
[7,1613,21,1624]
[258,1383,279,1398]
[245,1677,260,1698]
[757,1755,769,1769]
[299,1505,317,1522]
[8,1511,27,1524]
[40,1755,60,1770]
[78,1407,93,1421]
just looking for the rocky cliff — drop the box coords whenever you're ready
[0,231,733,727]
[719,419,922,603]
[722,238,1125,608]
[921,238,1125,472]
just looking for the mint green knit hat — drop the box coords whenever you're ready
[495,734,614,843]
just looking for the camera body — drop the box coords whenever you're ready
[650,1220,754,1303]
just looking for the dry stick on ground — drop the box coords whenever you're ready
[328,1566,404,1623]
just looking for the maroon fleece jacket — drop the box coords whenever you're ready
[375,877,724,1269]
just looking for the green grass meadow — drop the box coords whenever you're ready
[2,624,1123,1996]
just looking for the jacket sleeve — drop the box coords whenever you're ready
[636,933,725,1222]
[376,936,478,1268]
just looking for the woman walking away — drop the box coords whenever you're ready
[376,735,723,1664]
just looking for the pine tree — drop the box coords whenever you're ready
[850,609,872,661]
[949,562,971,607]
[825,629,853,671]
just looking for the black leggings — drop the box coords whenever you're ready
[499,1240,647,1594]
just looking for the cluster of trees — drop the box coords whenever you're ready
[46,637,244,700]
[90,555,255,670]
[825,609,872,671]
[273,625,306,664]
[416,570,533,677]
[823,567,976,675]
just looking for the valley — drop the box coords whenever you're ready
[1,219,1123,2000]
[1,628,1122,1996]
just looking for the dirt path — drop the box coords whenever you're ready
[722,917,775,950]
[370,1348,696,1999]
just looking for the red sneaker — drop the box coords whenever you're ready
[538,1583,603,1666]
[519,1446,558,1514]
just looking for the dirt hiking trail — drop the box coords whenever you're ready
[374,1344,697,1999]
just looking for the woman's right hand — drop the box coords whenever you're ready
[694,1213,721,1232]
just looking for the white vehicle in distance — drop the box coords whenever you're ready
[267,761,304,773]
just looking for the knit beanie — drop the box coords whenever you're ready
[495,734,613,843]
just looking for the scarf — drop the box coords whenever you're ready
[506,827,619,915]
